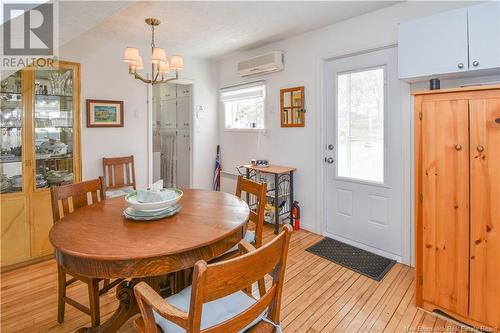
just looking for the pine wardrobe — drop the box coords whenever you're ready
[413,85,500,329]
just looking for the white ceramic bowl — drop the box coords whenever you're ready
[125,189,183,212]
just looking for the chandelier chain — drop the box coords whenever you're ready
[151,25,155,49]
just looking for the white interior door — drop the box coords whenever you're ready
[324,47,406,262]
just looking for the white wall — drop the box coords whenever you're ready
[216,1,477,234]
[60,34,218,189]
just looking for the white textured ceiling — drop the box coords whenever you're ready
[83,1,397,59]
[58,1,132,47]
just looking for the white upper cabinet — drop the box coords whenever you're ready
[398,7,468,79]
[468,1,500,71]
[176,84,191,98]
[160,84,177,100]
[176,97,190,129]
[398,2,500,80]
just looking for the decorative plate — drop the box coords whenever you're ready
[123,204,181,221]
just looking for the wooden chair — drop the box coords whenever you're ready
[235,175,267,248]
[102,155,136,197]
[51,177,122,326]
[133,225,292,333]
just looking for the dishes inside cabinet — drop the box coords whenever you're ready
[35,174,48,188]
[10,175,22,191]
[46,170,72,185]
[0,174,12,193]
[39,139,68,157]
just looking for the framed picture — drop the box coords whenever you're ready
[86,99,124,127]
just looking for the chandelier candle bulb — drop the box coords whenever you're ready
[137,56,144,70]
[170,55,184,70]
[130,56,144,71]
[123,47,140,63]
[152,47,167,64]
[158,60,170,73]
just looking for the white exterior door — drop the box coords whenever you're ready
[324,47,407,262]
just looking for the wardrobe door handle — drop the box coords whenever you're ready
[455,144,462,151]
[477,145,484,153]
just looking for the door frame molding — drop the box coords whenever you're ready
[315,44,412,265]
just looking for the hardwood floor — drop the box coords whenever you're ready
[1,226,467,333]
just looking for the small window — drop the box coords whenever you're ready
[336,67,385,183]
[221,83,265,130]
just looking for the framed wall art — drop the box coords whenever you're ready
[86,99,124,127]
[280,86,305,127]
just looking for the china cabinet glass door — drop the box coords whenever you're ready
[0,71,23,194]
[33,67,74,189]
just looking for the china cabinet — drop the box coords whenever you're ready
[1,60,81,269]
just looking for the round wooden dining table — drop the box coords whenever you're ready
[49,189,250,333]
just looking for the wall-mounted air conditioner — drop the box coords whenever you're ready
[237,51,284,77]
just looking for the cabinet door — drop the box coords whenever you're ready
[1,195,30,266]
[176,130,190,188]
[176,84,191,98]
[420,99,469,317]
[469,97,500,328]
[398,7,468,79]
[176,96,190,129]
[160,100,176,129]
[30,191,54,257]
[468,1,500,71]
[162,84,176,100]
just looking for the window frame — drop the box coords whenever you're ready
[220,82,266,132]
[334,64,388,187]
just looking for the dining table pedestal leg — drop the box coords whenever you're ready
[75,276,162,333]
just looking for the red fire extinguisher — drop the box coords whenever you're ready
[292,201,300,231]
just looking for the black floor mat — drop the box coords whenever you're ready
[306,237,396,281]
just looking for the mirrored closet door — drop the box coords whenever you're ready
[152,83,191,188]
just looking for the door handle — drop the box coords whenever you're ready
[477,145,484,153]
[325,157,334,164]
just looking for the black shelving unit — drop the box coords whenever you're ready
[240,164,296,234]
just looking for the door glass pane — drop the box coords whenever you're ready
[34,67,74,189]
[0,72,23,193]
[337,67,384,183]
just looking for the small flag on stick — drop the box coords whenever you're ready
[213,145,221,191]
